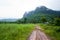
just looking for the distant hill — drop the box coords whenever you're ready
[0,19,18,22]
[22,6,60,23]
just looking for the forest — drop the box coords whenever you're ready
[17,6,60,26]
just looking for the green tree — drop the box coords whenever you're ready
[54,18,60,26]
[23,18,27,23]
[41,17,47,23]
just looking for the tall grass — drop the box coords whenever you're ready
[0,23,60,40]
[0,24,35,40]
[38,24,60,40]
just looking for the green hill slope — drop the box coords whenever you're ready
[22,6,60,23]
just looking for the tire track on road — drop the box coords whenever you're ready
[28,26,50,40]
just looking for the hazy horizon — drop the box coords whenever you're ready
[0,0,60,19]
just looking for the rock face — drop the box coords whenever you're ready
[23,6,60,18]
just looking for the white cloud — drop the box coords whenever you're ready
[0,0,12,6]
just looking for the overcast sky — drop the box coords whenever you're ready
[0,0,60,19]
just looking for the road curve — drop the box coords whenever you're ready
[28,26,50,40]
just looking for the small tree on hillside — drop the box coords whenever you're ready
[41,17,47,23]
[23,18,27,23]
[54,18,60,26]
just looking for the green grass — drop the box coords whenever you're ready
[0,24,35,40]
[38,24,60,40]
[0,23,60,40]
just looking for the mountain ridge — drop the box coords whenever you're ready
[23,6,60,18]
[22,6,60,23]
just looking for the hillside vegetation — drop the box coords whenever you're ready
[17,6,60,26]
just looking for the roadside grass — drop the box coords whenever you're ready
[38,24,60,40]
[0,23,60,40]
[0,24,35,40]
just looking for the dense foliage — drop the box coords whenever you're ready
[17,6,60,25]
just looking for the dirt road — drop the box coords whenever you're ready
[28,26,50,40]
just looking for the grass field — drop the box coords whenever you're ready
[38,24,60,40]
[0,24,60,40]
[0,24,35,40]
